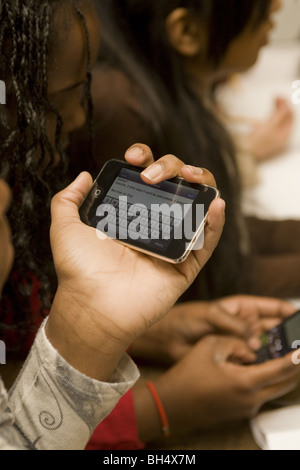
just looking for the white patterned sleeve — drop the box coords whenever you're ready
[1,319,139,450]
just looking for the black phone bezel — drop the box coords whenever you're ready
[79,159,219,263]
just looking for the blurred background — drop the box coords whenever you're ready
[218,1,300,222]
[271,1,300,43]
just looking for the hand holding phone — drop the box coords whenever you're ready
[48,150,225,380]
[79,159,220,264]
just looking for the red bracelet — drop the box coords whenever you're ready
[146,381,170,438]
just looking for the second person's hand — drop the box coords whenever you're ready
[129,295,297,365]
[133,335,300,442]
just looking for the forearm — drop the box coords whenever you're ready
[133,374,186,445]
[45,287,129,382]
[132,383,165,444]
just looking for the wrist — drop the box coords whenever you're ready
[133,376,173,444]
[133,383,163,444]
[146,381,170,438]
[46,286,128,381]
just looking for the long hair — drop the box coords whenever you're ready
[96,0,272,300]
[0,0,93,356]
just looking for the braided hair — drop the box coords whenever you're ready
[0,0,94,355]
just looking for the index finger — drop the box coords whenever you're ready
[250,297,296,321]
[246,298,298,338]
[141,157,217,189]
[125,144,155,168]
[125,145,217,189]
[221,296,296,321]
[209,303,252,339]
[180,165,217,189]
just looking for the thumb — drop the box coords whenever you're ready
[216,337,257,365]
[0,179,11,215]
[51,172,93,225]
[210,306,251,339]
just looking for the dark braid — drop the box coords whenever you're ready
[0,0,94,356]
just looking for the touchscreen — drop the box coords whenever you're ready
[90,168,203,253]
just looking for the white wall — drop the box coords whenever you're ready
[271,1,300,43]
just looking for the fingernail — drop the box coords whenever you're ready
[212,198,226,217]
[75,172,86,183]
[216,198,226,215]
[126,146,144,160]
[142,163,163,182]
[185,165,204,176]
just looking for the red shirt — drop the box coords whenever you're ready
[86,391,144,450]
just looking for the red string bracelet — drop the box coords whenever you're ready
[146,381,170,438]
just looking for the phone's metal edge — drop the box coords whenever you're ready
[175,188,221,263]
[79,159,123,209]
[112,240,182,264]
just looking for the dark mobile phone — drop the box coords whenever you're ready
[79,159,220,264]
[255,310,300,363]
